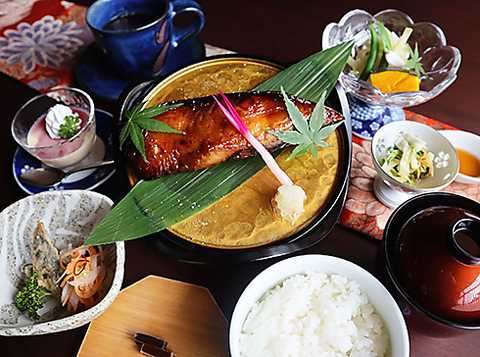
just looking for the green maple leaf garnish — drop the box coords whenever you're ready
[119,102,184,163]
[58,115,81,139]
[267,87,344,160]
[403,42,426,78]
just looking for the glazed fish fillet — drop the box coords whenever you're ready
[124,91,343,180]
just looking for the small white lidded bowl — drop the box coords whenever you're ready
[439,130,480,184]
[230,255,409,357]
[0,190,125,336]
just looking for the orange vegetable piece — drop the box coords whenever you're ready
[370,70,420,93]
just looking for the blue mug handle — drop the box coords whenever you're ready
[169,0,204,47]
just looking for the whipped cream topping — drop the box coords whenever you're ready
[45,104,81,139]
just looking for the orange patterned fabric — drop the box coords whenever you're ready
[0,0,93,91]
[339,110,480,240]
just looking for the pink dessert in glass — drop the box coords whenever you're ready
[11,87,97,169]
[27,106,96,168]
[12,87,97,170]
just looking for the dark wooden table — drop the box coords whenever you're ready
[1,0,480,356]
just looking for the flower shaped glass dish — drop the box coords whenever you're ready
[322,9,461,108]
[371,121,459,208]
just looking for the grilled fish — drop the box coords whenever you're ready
[22,222,62,296]
[124,91,343,180]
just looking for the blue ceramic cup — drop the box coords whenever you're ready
[86,0,204,79]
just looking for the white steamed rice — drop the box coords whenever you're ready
[239,271,390,356]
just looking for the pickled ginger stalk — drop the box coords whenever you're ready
[213,91,306,222]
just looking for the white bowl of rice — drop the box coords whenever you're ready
[229,254,409,357]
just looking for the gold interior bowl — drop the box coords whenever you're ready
[115,56,351,263]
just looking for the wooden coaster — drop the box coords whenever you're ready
[77,275,230,357]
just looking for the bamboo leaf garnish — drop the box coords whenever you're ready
[267,87,344,161]
[119,102,184,163]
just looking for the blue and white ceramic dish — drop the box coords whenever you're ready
[13,109,116,195]
[348,94,405,140]
[75,32,205,102]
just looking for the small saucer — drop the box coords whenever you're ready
[75,33,206,102]
[13,109,116,195]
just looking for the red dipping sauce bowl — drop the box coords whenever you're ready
[380,192,480,337]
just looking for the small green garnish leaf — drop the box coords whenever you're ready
[58,115,81,139]
[403,42,426,78]
[119,102,184,163]
[267,87,343,161]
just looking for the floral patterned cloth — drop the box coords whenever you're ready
[0,0,93,91]
[339,110,480,240]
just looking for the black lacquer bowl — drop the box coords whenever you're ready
[380,192,480,337]
[114,56,352,264]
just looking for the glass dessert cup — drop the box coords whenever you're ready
[11,87,98,171]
